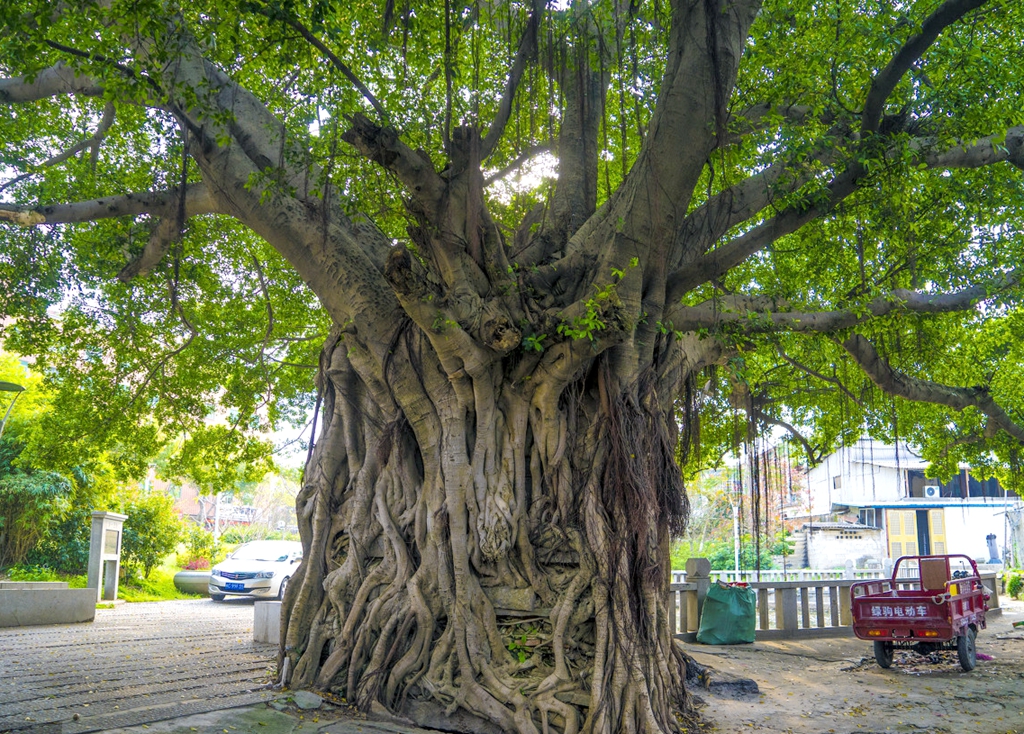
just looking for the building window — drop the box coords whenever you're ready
[833,476,842,489]
[964,473,1007,498]
[907,470,964,498]
[858,508,878,528]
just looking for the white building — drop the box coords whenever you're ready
[800,438,1021,565]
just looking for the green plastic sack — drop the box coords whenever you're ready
[695,582,756,644]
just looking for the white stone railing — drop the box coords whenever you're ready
[670,568,886,584]
[668,578,858,639]
[668,560,1000,640]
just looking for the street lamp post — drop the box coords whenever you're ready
[0,380,25,443]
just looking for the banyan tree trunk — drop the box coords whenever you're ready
[276,326,703,734]
[266,2,759,727]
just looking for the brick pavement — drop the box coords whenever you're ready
[0,599,276,733]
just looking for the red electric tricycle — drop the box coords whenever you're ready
[850,554,989,671]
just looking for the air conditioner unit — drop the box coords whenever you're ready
[924,485,940,498]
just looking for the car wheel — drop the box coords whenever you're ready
[873,641,894,669]
[957,626,977,672]
[211,593,225,602]
[277,576,290,601]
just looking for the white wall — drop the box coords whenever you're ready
[806,527,887,569]
[805,444,905,517]
[844,464,903,506]
[940,503,1014,562]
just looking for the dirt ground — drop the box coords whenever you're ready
[684,598,1024,734]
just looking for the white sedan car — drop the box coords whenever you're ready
[208,540,302,602]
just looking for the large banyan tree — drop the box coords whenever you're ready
[2,0,1024,731]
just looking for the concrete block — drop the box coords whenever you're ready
[254,600,282,644]
[0,581,69,590]
[173,570,212,596]
[686,557,711,578]
[0,589,96,627]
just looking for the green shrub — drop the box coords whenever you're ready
[6,564,60,581]
[705,537,777,571]
[4,565,87,588]
[264,528,300,542]
[221,524,261,544]
[673,532,788,572]
[1007,573,1023,600]
[25,506,91,574]
[178,523,221,568]
[115,491,184,580]
[0,447,73,567]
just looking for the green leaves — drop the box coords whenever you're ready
[2,0,1024,492]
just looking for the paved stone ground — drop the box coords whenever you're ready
[0,598,277,733]
[6,595,1021,734]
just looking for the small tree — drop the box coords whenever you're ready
[116,490,184,580]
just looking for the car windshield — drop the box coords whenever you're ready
[231,542,296,562]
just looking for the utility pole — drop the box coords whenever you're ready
[733,503,740,574]
[214,492,222,540]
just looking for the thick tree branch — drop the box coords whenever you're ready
[342,114,445,214]
[44,40,165,99]
[667,126,1024,302]
[724,102,816,143]
[673,143,840,261]
[0,62,103,102]
[667,267,1022,333]
[600,0,761,262]
[117,216,181,283]
[0,184,219,227]
[861,0,987,135]
[843,333,1024,443]
[666,0,993,301]
[667,168,860,301]
[914,126,1024,172]
[526,56,607,265]
[479,0,543,160]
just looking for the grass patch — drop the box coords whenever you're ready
[3,564,87,588]
[4,554,201,603]
[120,553,201,602]
[96,602,115,609]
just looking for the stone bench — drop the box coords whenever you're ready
[0,587,96,627]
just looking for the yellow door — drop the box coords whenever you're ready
[929,509,946,555]
[886,509,918,558]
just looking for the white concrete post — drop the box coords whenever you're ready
[87,511,128,602]
[685,557,712,627]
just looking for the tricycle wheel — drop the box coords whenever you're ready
[873,641,894,669]
[957,626,977,672]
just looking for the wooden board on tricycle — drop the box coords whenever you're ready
[850,554,989,671]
